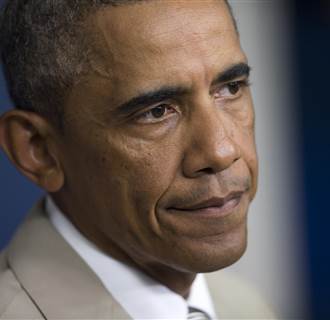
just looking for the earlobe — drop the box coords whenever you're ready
[0,110,64,192]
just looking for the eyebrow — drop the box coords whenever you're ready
[114,86,188,116]
[211,62,251,86]
[114,62,251,116]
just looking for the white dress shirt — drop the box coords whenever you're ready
[46,196,216,320]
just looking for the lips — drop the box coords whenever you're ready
[168,191,244,213]
[161,190,248,238]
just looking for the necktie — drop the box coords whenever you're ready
[187,306,211,320]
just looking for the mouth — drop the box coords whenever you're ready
[160,190,250,238]
[167,191,244,218]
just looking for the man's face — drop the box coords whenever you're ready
[57,0,258,274]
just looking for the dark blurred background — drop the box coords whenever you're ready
[0,0,329,318]
[293,0,330,318]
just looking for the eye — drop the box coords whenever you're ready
[227,82,241,95]
[135,104,177,124]
[214,80,249,100]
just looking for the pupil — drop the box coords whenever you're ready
[151,106,166,118]
[228,82,239,94]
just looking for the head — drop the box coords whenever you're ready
[0,0,258,294]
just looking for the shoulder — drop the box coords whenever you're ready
[0,249,44,319]
[205,270,277,319]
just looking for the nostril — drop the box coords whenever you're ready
[197,167,215,175]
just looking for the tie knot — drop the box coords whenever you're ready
[187,306,211,320]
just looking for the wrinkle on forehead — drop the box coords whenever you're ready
[82,0,242,104]
[92,0,237,61]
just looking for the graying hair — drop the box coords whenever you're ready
[0,0,237,129]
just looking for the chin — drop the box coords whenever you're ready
[172,222,248,273]
[198,238,247,273]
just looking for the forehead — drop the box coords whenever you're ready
[83,0,244,103]
[96,1,234,45]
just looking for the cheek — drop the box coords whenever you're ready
[226,111,257,175]
[95,134,182,213]
[91,137,184,247]
[237,128,258,198]
[225,102,258,198]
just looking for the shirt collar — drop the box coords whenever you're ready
[46,196,216,319]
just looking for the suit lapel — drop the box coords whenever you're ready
[7,199,131,319]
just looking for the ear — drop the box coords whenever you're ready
[0,110,64,192]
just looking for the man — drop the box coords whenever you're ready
[0,0,275,319]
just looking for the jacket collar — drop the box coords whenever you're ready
[7,199,131,319]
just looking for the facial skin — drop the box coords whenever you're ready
[0,0,258,297]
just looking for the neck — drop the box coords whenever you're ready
[87,228,197,298]
[136,263,197,299]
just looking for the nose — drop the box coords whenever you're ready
[182,106,240,178]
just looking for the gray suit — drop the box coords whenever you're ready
[0,200,276,319]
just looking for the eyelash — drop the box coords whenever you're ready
[134,79,250,124]
[214,79,250,100]
[135,103,177,124]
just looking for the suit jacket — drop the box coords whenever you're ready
[0,200,276,319]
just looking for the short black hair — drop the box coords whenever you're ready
[0,0,237,129]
